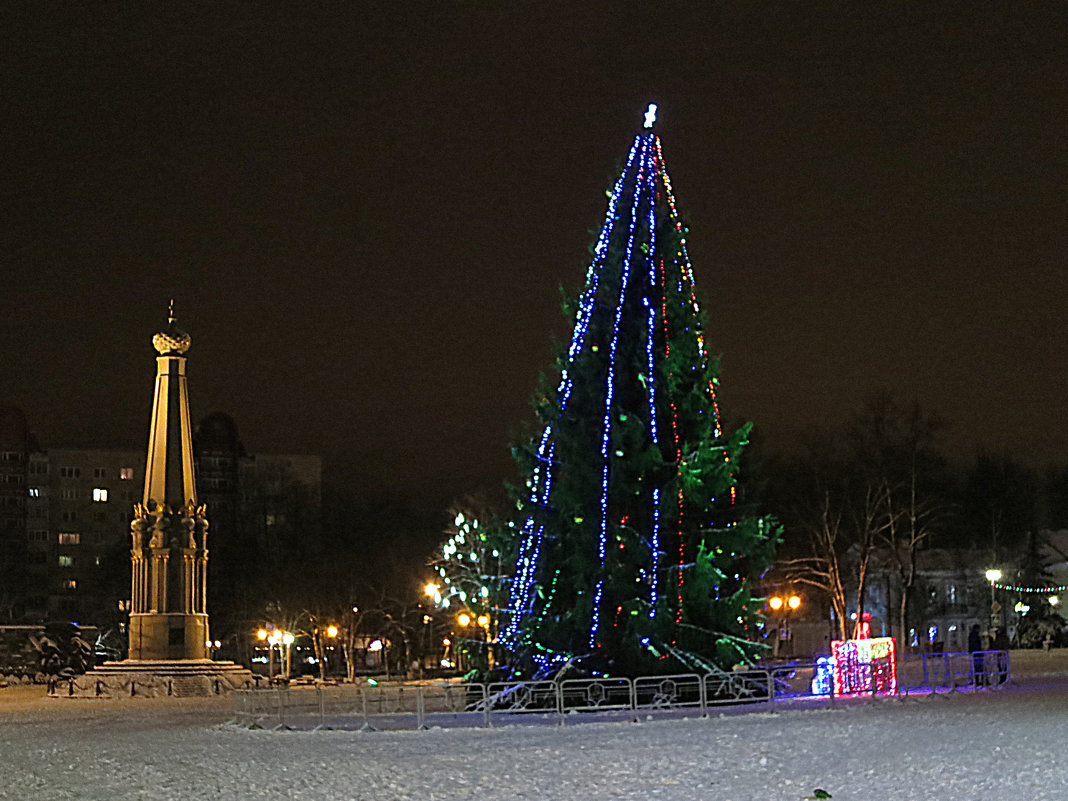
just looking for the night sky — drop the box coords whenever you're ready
[4,4,1065,508]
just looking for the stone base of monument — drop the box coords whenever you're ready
[53,659,259,698]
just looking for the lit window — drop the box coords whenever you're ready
[58,533,81,545]
[92,488,108,502]
[28,488,40,498]
[64,579,77,590]
[120,468,134,480]
[58,555,73,567]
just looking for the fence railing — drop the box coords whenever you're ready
[230,650,1009,731]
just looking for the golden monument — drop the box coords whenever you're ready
[68,304,252,696]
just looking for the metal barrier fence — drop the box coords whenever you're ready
[898,649,1009,693]
[230,650,1009,731]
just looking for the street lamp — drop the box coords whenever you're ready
[457,612,472,627]
[266,628,282,680]
[986,569,1002,628]
[766,595,802,657]
[282,632,295,679]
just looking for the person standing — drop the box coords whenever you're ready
[968,624,987,686]
[993,627,1010,684]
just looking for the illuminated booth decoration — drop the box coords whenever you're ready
[810,635,897,697]
[830,637,897,696]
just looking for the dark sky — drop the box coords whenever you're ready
[3,3,1066,507]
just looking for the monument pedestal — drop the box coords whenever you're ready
[60,659,256,698]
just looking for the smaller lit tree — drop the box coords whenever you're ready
[427,508,513,672]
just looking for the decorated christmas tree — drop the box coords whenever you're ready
[500,106,779,678]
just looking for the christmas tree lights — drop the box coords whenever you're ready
[992,582,1068,594]
[500,107,779,677]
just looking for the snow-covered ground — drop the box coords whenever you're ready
[3,651,1068,801]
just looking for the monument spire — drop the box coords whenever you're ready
[66,307,252,695]
[128,304,209,660]
[143,302,196,512]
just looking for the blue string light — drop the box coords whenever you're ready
[503,135,643,646]
[591,135,649,646]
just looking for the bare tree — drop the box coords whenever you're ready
[852,392,950,650]
[779,488,850,640]
[778,477,892,641]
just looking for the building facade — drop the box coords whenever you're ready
[0,410,320,641]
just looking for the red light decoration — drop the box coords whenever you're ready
[830,637,897,696]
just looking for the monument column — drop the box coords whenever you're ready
[127,302,210,661]
[68,303,252,696]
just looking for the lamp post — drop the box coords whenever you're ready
[476,613,494,669]
[282,632,295,679]
[256,628,272,679]
[986,569,1002,629]
[323,624,338,679]
[767,595,802,657]
[265,628,282,680]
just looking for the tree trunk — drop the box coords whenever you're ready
[898,582,909,653]
[313,629,326,682]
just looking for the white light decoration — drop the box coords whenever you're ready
[644,103,658,128]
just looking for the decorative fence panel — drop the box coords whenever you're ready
[633,673,704,716]
[230,650,1009,732]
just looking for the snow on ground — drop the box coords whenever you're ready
[3,651,1068,801]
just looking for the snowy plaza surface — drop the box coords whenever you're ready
[3,652,1068,801]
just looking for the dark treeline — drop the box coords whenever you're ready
[752,389,1068,646]
[206,486,446,675]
